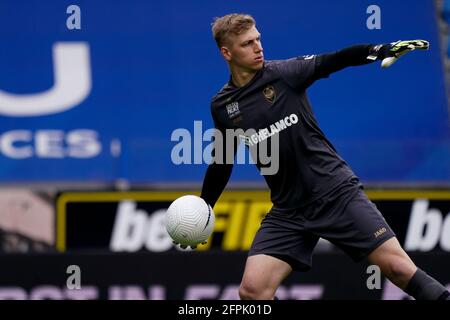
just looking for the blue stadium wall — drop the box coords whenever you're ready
[0,0,448,185]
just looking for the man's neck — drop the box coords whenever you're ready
[229,65,258,88]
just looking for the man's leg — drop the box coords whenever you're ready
[368,237,450,300]
[307,185,449,300]
[239,254,292,300]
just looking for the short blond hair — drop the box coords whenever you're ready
[211,13,256,48]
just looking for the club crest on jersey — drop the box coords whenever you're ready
[263,85,276,103]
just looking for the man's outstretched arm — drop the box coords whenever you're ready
[313,40,429,81]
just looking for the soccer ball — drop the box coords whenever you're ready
[165,195,215,249]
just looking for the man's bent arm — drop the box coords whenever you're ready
[200,162,234,208]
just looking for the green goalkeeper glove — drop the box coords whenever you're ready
[367,40,429,68]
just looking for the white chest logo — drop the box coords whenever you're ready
[226,101,240,118]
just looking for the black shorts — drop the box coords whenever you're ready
[248,183,396,271]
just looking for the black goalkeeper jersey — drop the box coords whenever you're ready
[210,56,358,209]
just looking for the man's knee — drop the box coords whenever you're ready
[239,281,274,300]
[384,256,417,286]
[368,238,416,286]
[238,284,255,300]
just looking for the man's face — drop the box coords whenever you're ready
[222,26,264,72]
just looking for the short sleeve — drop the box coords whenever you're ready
[273,55,317,90]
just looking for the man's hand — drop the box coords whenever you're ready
[367,40,430,68]
[172,240,207,250]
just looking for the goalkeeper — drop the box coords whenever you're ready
[199,13,449,300]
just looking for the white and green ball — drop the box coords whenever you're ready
[165,195,215,248]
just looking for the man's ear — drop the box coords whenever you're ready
[220,46,232,62]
